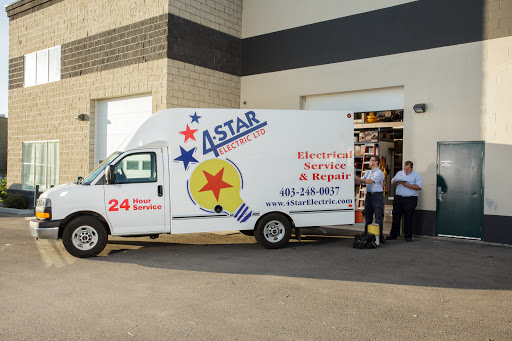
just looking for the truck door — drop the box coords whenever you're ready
[104,149,166,235]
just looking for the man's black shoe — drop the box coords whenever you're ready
[405,237,412,242]
[380,236,386,244]
[385,236,397,240]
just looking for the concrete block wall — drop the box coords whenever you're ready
[6,0,243,190]
[8,0,168,58]
[0,118,7,175]
[7,0,169,189]
[167,60,240,108]
[166,0,242,109]
[168,0,242,38]
[8,60,168,189]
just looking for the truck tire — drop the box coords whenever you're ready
[254,213,291,249]
[62,216,108,258]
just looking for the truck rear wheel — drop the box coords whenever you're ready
[62,217,108,258]
[254,213,291,249]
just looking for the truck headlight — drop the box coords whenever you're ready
[35,198,52,220]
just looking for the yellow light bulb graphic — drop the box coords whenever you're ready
[189,159,252,223]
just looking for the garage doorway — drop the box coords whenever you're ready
[95,94,152,165]
[302,86,404,188]
[301,86,404,112]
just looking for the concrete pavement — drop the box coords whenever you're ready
[1,213,511,340]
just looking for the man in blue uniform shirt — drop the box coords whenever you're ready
[355,156,385,244]
[386,161,423,242]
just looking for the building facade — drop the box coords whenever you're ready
[7,0,242,191]
[6,0,512,244]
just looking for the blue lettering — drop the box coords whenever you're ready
[214,125,228,142]
[201,111,268,158]
[236,116,250,133]
[223,119,236,135]
[245,111,260,126]
[203,130,219,157]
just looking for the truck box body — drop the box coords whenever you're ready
[30,108,355,256]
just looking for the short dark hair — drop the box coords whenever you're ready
[404,161,413,168]
[370,156,380,165]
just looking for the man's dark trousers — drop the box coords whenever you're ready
[390,195,418,239]
[364,192,384,237]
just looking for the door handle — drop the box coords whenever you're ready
[437,186,445,201]
[158,185,163,197]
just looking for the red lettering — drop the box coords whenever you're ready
[120,199,130,211]
[108,199,119,211]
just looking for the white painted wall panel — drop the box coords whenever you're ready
[242,0,418,38]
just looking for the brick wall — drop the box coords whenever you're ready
[7,0,169,189]
[168,0,242,38]
[6,0,243,190]
[6,0,65,21]
[8,0,168,58]
[61,14,168,79]
[166,0,242,109]
[484,0,512,39]
[167,13,241,76]
[8,56,23,90]
[167,60,240,108]
[7,60,168,190]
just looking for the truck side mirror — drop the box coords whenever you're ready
[106,165,116,184]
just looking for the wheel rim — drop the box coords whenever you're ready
[71,225,98,251]
[263,220,285,243]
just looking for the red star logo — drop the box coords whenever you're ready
[179,124,198,143]
[199,168,233,201]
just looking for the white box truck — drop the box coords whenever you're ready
[30,108,355,257]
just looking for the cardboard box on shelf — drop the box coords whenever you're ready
[369,131,379,142]
[359,132,366,142]
[384,205,393,223]
[364,130,378,142]
[354,145,365,156]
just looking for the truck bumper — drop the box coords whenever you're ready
[30,219,61,239]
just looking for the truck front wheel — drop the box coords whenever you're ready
[254,213,291,249]
[62,217,108,258]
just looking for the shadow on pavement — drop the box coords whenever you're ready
[93,228,512,291]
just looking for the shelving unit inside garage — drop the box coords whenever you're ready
[353,111,404,219]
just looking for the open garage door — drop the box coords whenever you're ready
[302,86,404,112]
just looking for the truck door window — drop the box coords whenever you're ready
[114,152,157,184]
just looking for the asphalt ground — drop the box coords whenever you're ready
[1,213,511,340]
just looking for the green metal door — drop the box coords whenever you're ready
[436,142,484,239]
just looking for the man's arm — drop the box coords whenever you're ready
[401,182,422,190]
[391,171,401,186]
[355,177,375,185]
[409,173,423,191]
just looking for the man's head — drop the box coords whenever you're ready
[404,161,413,174]
[369,156,380,167]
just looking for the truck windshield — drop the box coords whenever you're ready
[81,152,123,185]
